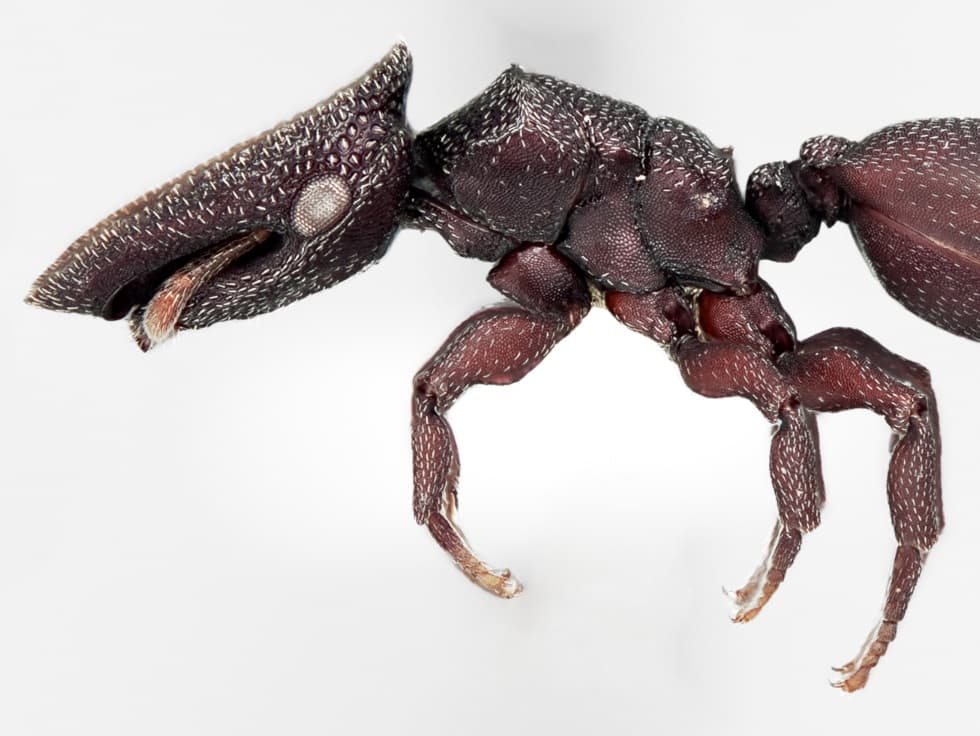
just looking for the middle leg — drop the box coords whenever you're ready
[673,336,825,621]
[608,287,825,621]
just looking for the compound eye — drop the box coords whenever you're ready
[291,174,353,237]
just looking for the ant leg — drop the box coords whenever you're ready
[673,337,824,622]
[779,328,942,691]
[414,244,590,597]
[728,406,826,621]
[607,289,824,621]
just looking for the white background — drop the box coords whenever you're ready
[2,1,978,733]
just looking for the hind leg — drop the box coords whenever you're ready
[780,328,942,691]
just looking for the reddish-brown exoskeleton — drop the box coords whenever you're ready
[27,45,977,691]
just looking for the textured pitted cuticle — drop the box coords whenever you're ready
[795,136,853,225]
[746,161,822,262]
[799,135,851,167]
[25,43,413,334]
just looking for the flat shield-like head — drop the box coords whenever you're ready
[27,44,413,350]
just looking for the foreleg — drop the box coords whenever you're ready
[414,244,591,597]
